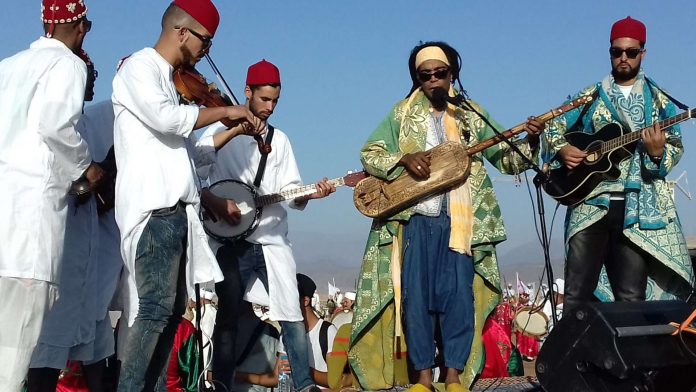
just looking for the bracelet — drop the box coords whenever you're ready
[649,154,663,163]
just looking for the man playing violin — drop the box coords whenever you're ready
[199,59,334,392]
[0,1,102,390]
[349,41,544,392]
[543,17,693,312]
[111,0,264,390]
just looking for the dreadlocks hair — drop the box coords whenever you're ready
[406,41,462,98]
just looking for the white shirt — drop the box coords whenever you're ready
[618,84,634,99]
[112,48,223,326]
[0,37,91,283]
[202,124,305,322]
[307,319,337,373]
[413,112,447,216]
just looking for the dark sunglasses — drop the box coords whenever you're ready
[609,47,644,59]
[186,27,213,50]
[417,68,449,83]
[82,18,92,32]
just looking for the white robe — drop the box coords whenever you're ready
[112,48,223,326]
[202,124,305,322]
[35,101,122,350]
[0,36,91,284]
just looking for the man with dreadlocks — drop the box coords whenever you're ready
[348,41,544,392]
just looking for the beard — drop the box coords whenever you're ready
[181,45,198,67]
[250,102,271,120]
[611,62,640,83]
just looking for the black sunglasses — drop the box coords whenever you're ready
[186,27,213,50]
[609,47,644,59]
[82,18,92,33]
[417,68,450,83]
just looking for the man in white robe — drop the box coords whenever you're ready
[0,2,102,390]
[200,59,335,392]
[28,51,123,392]
[111,1,264,390]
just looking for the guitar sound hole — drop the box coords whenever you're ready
[585,151,600,164]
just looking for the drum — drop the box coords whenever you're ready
[513,306,549,338]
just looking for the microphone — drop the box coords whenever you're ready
[432,87,467,107]
[446,93,467,106]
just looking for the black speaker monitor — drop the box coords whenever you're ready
[536,300,696,392]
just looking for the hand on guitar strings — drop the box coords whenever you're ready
[641,123,666,159]
[294,178,336,204]
[399,152,431,179]
[201,188,242,226]
[558,144,588,170]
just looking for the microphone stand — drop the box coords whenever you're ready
[449,93,559,324]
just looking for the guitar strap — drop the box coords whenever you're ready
[253,125,275,188]
[567,89,600,134]
[645,78,689,111]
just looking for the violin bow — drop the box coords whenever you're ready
[205,54,241,105]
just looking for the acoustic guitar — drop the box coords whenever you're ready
[353,96,593,218]
[542,108,694,206]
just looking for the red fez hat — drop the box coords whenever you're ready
[246,59,281,87]
[173,0,220,36]
[42,0,87,24]
[610,16,646,44]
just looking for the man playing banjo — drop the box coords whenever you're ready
[200,59,335,392]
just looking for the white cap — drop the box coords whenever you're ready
[554,278,565,295]
[345,291,356,301]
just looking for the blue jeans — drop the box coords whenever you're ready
[213,241,313,391]
[402,212,475,371]
[118,204,188,392]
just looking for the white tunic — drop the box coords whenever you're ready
[112,48,223,326]
[203,124,305,322]
[0,37,91,283]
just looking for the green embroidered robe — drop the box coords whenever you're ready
[543,76,694,302]
[349,91,539,391]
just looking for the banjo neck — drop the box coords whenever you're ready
[254,177,348,207]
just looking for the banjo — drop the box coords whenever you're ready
[202,171,367,242]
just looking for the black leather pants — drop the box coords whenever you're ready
[564,200,649,313]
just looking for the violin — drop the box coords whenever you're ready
[173,66,271,154]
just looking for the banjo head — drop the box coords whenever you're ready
[203,179,262,243]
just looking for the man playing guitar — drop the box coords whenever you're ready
[200,59,334,392]
[542,16,694,312]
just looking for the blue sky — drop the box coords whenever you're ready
[4,1,694,289]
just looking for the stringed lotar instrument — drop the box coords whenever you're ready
[353,95,593,218]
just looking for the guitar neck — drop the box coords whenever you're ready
[254,177,346,207]
[600,109,694,154]
[465,96,591,156]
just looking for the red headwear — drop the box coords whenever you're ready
[173,0,220,37]
[610,16,646,44]
[41,0,87,24]
[246,60,281,87]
